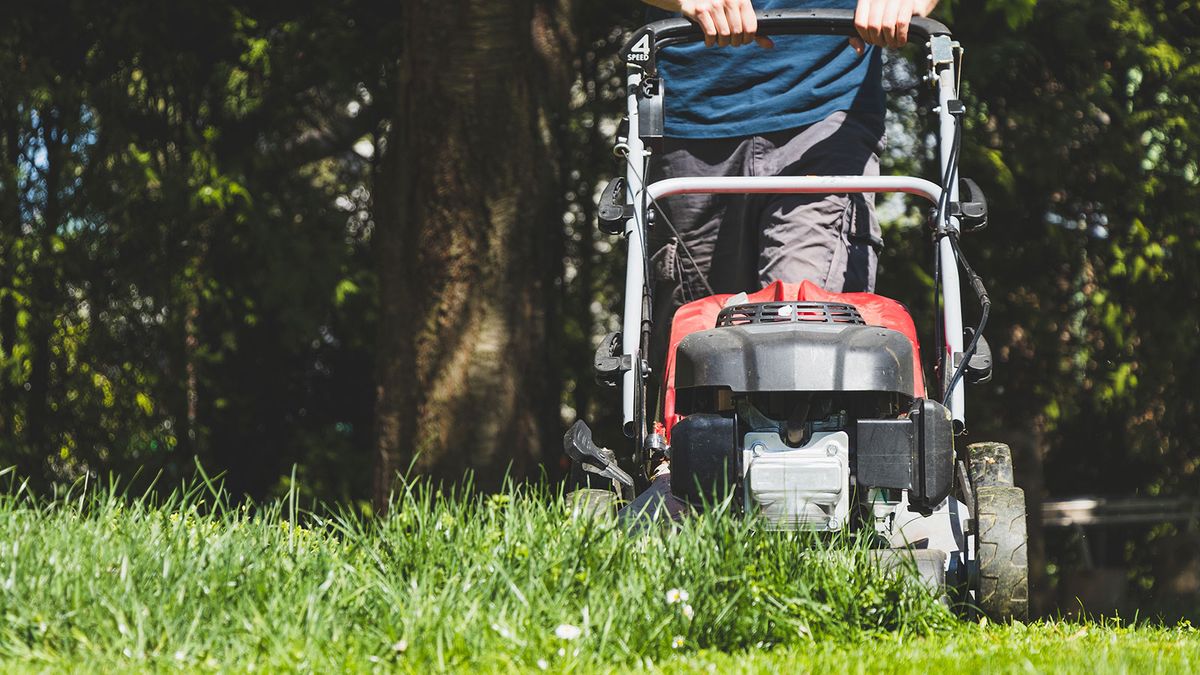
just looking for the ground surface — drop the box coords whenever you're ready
[653,623,1199,674]
[0,475,1194,672]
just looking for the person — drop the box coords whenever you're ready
[638,0,937,398]
[619,0,939,519]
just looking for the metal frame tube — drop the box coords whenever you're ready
[936,66,965,428]
[621,72,647,434]
[647,175,942,204]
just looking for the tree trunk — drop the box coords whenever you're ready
[373,0,575,504]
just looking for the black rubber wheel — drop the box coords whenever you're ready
[968,441,1014,488]
[566,488,618,519]
[975,485,1029,621]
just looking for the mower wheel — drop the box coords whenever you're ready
[975,486,1029,622]
[968,441,1014,488]
[566,488,618,519]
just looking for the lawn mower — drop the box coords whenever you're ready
[564,9,1029,621]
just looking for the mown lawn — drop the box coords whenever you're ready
[0,472,1194,672]
[656,622,1199,674]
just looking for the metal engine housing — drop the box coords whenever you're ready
[743,430,850,531]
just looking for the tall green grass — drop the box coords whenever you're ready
[0,468,952,671]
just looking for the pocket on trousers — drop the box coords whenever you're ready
[839,194,881,293]
[651,238,679,284]
[845,193,883,249]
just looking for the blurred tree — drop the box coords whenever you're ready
[371,0,582,503]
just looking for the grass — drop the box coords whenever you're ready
[0,470,1195,672]
[653,622,1200,673]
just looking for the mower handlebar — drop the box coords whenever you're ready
[622,9,951,73]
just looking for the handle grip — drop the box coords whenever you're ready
[622,9,951,73]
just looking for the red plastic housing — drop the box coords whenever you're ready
[662,280,925,439]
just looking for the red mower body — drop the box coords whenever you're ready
[662,280,926,439]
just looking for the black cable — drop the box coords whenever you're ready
[626,156,716,301]
[933,110,991,409]
[935,114,962,233]
[933,222,943,391]
[651,203,714,302]
[942,231,990,409]
[931,109,961,404]
[634,155,657,307]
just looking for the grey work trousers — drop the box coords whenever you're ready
[647,110,886,395]
[649,110,886,303]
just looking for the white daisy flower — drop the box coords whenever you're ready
[671,635,685,649]
[682,604,695,620]
[665,588,690,605]
[554,623,582,640]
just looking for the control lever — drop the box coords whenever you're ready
[564,420,634,490]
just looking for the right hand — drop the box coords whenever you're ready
[679,0,775,49]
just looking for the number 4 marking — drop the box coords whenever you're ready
[631,34,650,55]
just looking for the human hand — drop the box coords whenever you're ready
[678,0,774,49]
[849,0,939,54]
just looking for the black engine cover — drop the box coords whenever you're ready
[856,398,955,514]
[669,413,737,504]
[675,323,915,396]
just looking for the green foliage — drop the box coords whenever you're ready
[0,2,380,500]
[940,0,1200,494]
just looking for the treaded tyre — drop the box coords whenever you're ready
[566,488,618,519]
[975,486,1029,622]
[968,441,1014,488]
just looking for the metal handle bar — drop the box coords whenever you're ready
[646,176,943,205]
[622,9,951,72]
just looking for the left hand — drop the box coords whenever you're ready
[849,0,939,54]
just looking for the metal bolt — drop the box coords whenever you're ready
[828,516,839,529]
[826,443,838,456]
[751,442,766,456]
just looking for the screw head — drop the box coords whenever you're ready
[826,443,839,456]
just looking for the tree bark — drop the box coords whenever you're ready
[373,0,575,505]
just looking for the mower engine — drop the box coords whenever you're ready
[742,428,850,530]
[669,301,955,531]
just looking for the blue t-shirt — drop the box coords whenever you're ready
[648,0,883,138]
